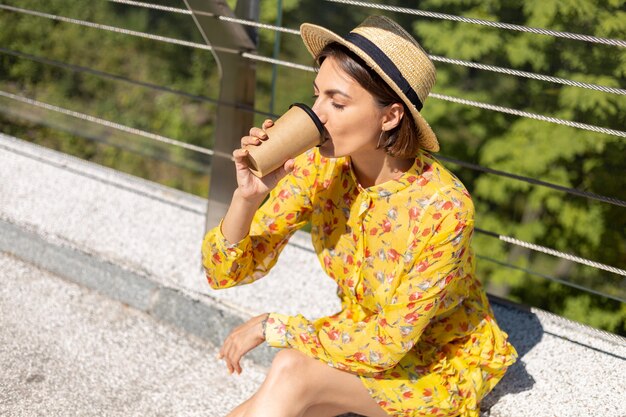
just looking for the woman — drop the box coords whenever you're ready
[202,16,517,417]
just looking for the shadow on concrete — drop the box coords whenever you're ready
[480,297,543,412]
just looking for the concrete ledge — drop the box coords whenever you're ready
[0,217,277,367]
[1,134,625,417]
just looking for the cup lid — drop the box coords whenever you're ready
[289,103,324,136]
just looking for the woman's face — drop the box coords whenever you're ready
[312,56,389,159]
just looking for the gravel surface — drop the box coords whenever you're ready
[0,253,266,417]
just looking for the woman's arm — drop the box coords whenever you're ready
[220,188,267,245]
[202,148,315,289]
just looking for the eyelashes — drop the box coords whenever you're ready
[312,95,345,111]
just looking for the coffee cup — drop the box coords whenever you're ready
[244,103,324,177]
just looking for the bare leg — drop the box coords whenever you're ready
[231,401,349,417]
[240,349,389,417]
[226,395,255,417]
[300,404,357,417]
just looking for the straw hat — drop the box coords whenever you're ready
[300,15,439,152]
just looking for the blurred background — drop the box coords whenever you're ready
[0,0,624,334]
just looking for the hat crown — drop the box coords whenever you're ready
[349,16,436,105]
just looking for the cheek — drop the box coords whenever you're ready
[332,108,380,138]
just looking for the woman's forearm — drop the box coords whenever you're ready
[221,188,267,244]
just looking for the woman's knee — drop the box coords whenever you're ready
[264,349,317,396]
[268,349,310,378]
[255,349,316,410]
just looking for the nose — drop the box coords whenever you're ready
[311,100,328,125]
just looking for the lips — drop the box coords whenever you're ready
[318,130,331,146]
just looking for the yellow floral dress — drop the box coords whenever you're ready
[202,148,517,417]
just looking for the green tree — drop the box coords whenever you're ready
[411,0,625,333]
[0,0,217,194]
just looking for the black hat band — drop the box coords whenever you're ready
[344,32,423,112]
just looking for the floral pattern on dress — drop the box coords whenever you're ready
[202,148,517,417]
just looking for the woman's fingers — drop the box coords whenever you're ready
[284,158,296,174]
[225,347,243,374]
[219,332,243,375]
[241,121,272,147]
[241,124,269,148]
[261,119,274,130]
[232,148,251,171]
[218,315,268,375]
[232,353,243,375]
[241,135,261,147]
[221,340,235,374]
[248,127,268,140]
[233,147,248,160]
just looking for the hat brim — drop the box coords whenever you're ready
[300,22,439,153]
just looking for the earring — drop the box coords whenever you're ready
[377,130,387,149]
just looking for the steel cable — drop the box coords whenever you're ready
[437,155,626,208]
[0,89,233,160]
[106,0,300,34]
[429,93,625,138]
[324,0,626,47]
[475,228,626,277]
[429,56,625,96]
[0,47,277,119]
[476,254,625,304]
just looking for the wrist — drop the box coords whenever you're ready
[233,188,267,208]
[260,313,270,340]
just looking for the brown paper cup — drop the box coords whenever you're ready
[244,103,324,177]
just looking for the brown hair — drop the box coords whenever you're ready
[315,42,421,158]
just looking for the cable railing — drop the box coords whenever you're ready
[3,2,624,99]
[4,45,625,211]
[2,3,624,140]
[0,1,624,307]
[436,155,626,209]
[324,0,626,47]
[109,0,626,49]
[107,0,626,96]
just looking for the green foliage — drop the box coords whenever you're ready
[414,0,625,334]
[0,0,623,334]
[0,0,215,187]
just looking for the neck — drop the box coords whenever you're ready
[350,151,414,188]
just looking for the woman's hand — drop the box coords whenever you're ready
[234,119,295,202]
[218,313,268,375]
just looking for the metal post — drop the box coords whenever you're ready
[269,0,283,114]
[183,0,259,232]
